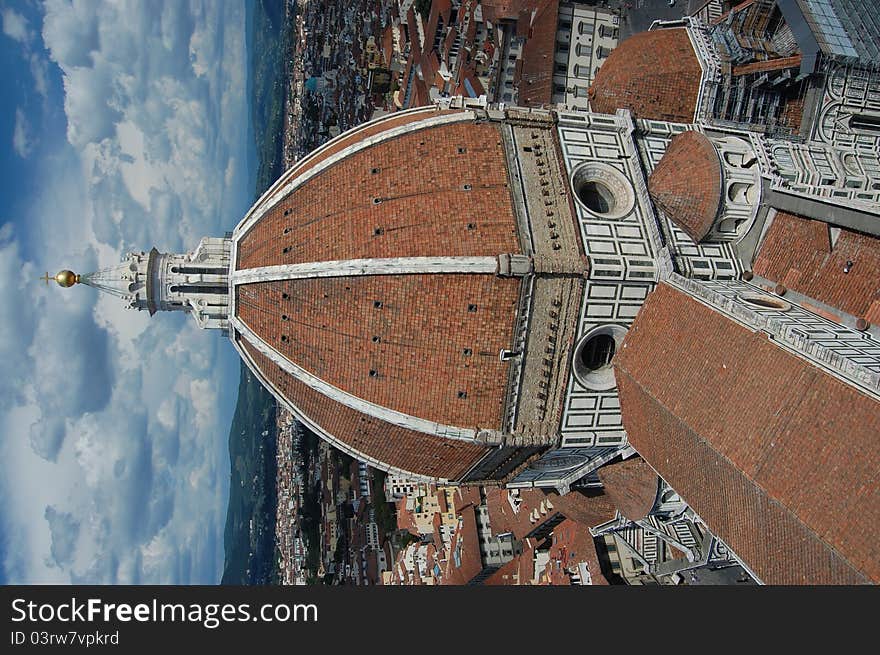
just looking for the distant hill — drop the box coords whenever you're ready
[221,364,278,585]
[249,0,290,197]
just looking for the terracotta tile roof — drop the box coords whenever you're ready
[424,4,440,50]
[481,554,523,585]
[480,0,533,23]
[486,487,618,539]
[753,211,880,321]
[237,121,520,267]
[236,273,520,430]
[406,8,420,52]
[548,519,609,585]
[381,25,394,65]
[399,58,414,108]
[412,77,432,108]
[732,54,802,76]
[596,458,659,522]
[421,50,441,87]
[546,489,617,529]
[615,282,880,584]
[485,488,550,539]
[397,498,419,533]
[589,28,702,123]
[250,109,455,218]
[365,551,379,583]
[455,485,482,510]
[442,26,455,64]
[432,0,453,31]
[516,9,531,38]
[239,338,488,480]
[457,66,486,98]
[778,93,805,131]
[464,6,477,46]
[442,504,484,584]
[648,130,722,242]
[517,0,559,107]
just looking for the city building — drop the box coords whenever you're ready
[50,2,880,584]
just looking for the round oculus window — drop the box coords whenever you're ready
[570,162,636,220]
[738,292,790,312]
[572,324,628,391]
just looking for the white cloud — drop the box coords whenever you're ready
[29,54,50,100]
[1,8,32,44]
[12,109,34,158]
[156,397,178,431]
[187,378,217,431]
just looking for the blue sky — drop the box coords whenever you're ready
[0,1,251,583]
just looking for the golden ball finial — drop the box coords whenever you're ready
[54,270,79,288]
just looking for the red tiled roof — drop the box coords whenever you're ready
[442,504,484,584]
[597,458,659,521]
[396,498,418,532]
[589,28,702,123]
[648,130,722,242]
[435,0,453,25]
[464,5,477,45]
[517,0,559,107]
[240,338,489,480]
[480,0,534,23]
[486,487,617,539]
[457,66,486,98]
[411,77,432,107]
[237,275,520,430]
[442,25,456,64]
[420,50,441,87]
[381,25,394,66]
[516,9,531,38]
[486,488,550,539]
[778,93,805,131]
[455,485,482,510]
[615,283,880,585]
[424,11,439,54]
[548,519,609,585]
[236,122,524,442]
[276,109,456,203]
[546,490,616,529]
[733,54,802,76]
[406,8,420,52]
[482,554,523,585]
[753,211,880,321]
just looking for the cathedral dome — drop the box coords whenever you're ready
[230,107,527,480]
[588,28,703,123]
[648,130,722,243]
